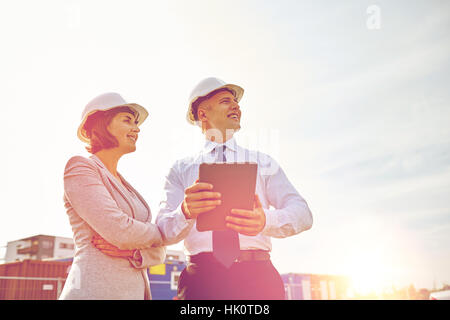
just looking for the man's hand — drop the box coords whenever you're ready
[181,180,222,219]
[225,195,266,236]
[91,235,135,258]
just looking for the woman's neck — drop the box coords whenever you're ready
[94,149,123,178]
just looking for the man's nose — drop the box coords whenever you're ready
[231,101,240,111]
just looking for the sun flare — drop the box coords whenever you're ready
[345,249,392,296]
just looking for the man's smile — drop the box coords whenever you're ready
[227,112,240,121]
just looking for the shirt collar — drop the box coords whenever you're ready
[202,136,238,154]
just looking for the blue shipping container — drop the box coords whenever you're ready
[148,260,186,300]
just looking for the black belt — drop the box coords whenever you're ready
[188,250,270,264]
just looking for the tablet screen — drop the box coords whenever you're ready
[196,163,258,232]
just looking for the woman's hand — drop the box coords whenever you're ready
[91,235,135,258]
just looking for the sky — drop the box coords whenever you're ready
[0,0,449,293]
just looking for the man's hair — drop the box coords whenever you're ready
[191,88,235,121]
[83,106,136,154]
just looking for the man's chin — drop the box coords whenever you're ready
[225,125,241,133]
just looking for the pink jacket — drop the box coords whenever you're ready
[59,154,165,300]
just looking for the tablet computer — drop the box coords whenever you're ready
[196,162,258,232]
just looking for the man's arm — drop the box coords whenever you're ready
[260,156,313,238]
[222,155,312,238]
[156,162,221,245]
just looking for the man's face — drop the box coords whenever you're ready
[198,90,241,134]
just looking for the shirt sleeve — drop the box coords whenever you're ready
[156,161,195,245]
[260,155,313,238]
[64,156,163,250]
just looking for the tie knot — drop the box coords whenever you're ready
[215,145,227,162]
[216,145,226,153]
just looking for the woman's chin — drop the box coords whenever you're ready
[121,145,137,154]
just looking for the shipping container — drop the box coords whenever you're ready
[0,259,72,300]
[310,273,351,300]
[308,274,319,299]
[282,273,350,300]
[2,258,352,300]
[0,256,186,300]
[148,260,186,300]
[327,274,351,300]
[282,273,311,300]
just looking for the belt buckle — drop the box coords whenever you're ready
[234,250,270,263]
[234,252,243,263]
[234,250,253,263]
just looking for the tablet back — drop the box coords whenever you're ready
[196,162,258,232]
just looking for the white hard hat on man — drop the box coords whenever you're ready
[186,77,244,126]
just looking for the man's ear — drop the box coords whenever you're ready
[197,108,207,121]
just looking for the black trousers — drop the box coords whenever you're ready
[177,255,285,300]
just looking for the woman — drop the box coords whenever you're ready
[59,92,166,300]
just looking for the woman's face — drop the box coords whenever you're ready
[107,111,140,154]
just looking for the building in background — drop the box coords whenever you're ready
[4,235,75,263]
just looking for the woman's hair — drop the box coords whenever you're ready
[191,88,234,121]
[83,106,136,154]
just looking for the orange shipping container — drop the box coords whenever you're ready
[0,259,72,300]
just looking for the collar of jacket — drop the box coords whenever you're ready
[88,154,151,221]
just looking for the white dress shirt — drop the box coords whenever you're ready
[156,137,313,256]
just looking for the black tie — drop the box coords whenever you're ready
[212,145,241,268]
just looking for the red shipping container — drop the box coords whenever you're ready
[0,259,72,300]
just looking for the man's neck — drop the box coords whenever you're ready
[204,128,236,144]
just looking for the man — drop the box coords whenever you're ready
[156,77,313,300]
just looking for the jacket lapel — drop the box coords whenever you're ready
[89,155,137,219]
[119,175,151,223]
